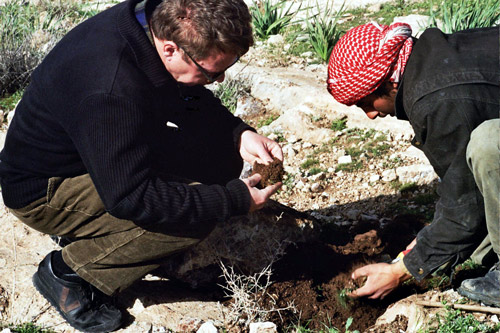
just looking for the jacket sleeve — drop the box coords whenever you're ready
[67,92,251,235]
[403,95,489,281]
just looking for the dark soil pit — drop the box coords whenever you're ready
[260,215,429,332]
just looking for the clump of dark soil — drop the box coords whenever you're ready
[260,215,428,332]
[252,158,285,188]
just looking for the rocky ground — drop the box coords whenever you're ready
[1,0,499,332]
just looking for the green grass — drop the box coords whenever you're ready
[427,0,500,33]
[257,114,279,128]
[426,306,500,333]
[335,161,363,172]
[301,158,320,169]
[398,182,418,193]
[330,118,347,132]
[1,323,55,333]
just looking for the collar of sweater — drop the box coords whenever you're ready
[117,0,174,88]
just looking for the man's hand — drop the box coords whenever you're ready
[242,173,281,212]
[349,260,412,299]
[239,130,283,164]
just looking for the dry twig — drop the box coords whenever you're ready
[416,300,500,315]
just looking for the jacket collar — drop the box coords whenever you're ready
[117,0,174,87]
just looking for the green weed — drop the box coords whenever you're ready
[301,158,320,169]
[304,1,345,62]
[257,114,279,128]
[335,161,363,172]
[1,322,54,333]
[0,89,23,112]
[427,0,500,33]
[212,77,250,114]
[427,306,500,332]
[399,182,418,193]
[250,0,298,39]
[330,117,347,131]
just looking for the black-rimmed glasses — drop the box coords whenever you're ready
[180,46,239,83]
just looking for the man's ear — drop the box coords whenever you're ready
[389,81,399,97]
[162,41,179,60]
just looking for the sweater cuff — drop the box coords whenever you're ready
[233,122,256,149]
[226,178,251,216]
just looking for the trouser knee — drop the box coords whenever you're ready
[467,119,500,178]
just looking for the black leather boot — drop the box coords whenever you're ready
[458,262,500,307]
[33,251,123,332]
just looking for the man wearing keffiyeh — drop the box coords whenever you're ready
[327,23,500,307]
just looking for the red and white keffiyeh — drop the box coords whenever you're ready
[327,22,413,106]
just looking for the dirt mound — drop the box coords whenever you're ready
[259,215,427,331]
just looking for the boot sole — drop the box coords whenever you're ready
[457,286,500,308]
[33,272,122,332]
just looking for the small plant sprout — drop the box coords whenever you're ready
[330,117,348,131]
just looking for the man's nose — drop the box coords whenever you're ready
[364,110,379,119]
[216,73,225,83]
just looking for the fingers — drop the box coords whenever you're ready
[262,181,282,196]
[246,173,262,187]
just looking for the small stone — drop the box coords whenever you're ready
[249,322,277,333]
[382,169,397,182]
[369,174,380,182]
[267,34,284,45]
[310,183,322,193]
[338,155,352,164]
[197,321,218,333]
[345,209,361,220]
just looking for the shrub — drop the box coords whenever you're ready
[212,76,250,114]
[0,0,103,96]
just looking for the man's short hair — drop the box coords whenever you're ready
[150,0,254,60]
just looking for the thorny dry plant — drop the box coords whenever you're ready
[217,261,296,329]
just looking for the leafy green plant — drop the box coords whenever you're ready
[250,0,298,39]
[427,0,500,33]
[330,117,347,131]
[428,306,500,332]
[305,1,345,62]
[344,317,360,333]
[0,89,23,111]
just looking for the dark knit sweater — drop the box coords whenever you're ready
[0,0,252,233]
